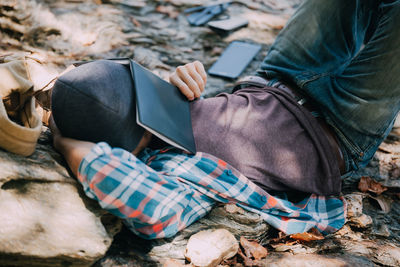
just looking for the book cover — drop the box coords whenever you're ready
[130,60,197,154]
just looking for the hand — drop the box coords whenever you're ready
[49,114,95,176]
[169,61,207,100]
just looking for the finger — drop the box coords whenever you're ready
[187,63,205,94]
[176,66,201,98]
[194,61,207,86]
[170,73,195,100]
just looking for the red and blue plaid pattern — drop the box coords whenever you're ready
[78,142,346,239]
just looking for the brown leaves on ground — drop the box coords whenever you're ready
[269,228,324,250]
[238,236,268,266]
[358,176,387,195]
[240,236,268,260]
[156,5,179,19]
[358,177,395,213]
[289,228,324,242]
[368,195,392,213]
[222,236,268,267]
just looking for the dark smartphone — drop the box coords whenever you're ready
[208,41,261,79]
[207,17,248,33]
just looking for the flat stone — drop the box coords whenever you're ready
[0,131,121,267]
[260,253,375,267]
[185,229,238,267]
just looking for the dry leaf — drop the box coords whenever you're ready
[358,176,370,192]
[269,231,290,244]
[269,240,297,249]
[358,176,388,195]
[130,17,141,28]
[237,247,255,267]
[220,254,238,266]
[240,236,268,260]
[368,195,392,213]
[156,5,179,19]
[289,228,324,242]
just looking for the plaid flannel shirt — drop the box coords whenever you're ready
[78,142,346,239]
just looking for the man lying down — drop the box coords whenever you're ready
[49,59,345,239]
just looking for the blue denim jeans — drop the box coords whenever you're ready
[257,0,400,173]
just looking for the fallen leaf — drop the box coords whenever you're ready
[368,195,392,213]
[358,176,388,195]
[269,240,297,249]
[240,236,268,260]
[237,247,255,267]
[130,17,141,28]
[156,5,179,19]
[289,228,324,242]
[220,255,238,266]
[358,176,370,192]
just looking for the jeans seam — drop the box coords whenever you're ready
[297,72,330,88]
[301,72,381,160]
[299,72,368,167]
[325,117,363,163]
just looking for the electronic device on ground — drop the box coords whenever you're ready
[208,41,261,79]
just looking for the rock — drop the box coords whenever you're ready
[149,204,269,263]
[371,224,391,238]
[349,214,373,229]
[345,193,373,228]
[0,130,121,267]
[184,229,238,267]
[163,259,193,267]
[260,253,375,267]
[94,204,270,266]
[374,244,400,267]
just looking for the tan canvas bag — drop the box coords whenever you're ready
[0,54,57,156]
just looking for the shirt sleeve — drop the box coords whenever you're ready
[77,142,215,239]
[77,142,346,239]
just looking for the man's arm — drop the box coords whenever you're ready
[49,116,95,177]
[49,116,154,176]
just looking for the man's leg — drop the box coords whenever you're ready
[313,1,400,171]
[258,0,400,171]
[258,0,378,82]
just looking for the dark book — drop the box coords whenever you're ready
[129,60,196,154]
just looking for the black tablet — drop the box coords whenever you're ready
[208,41,261,79]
